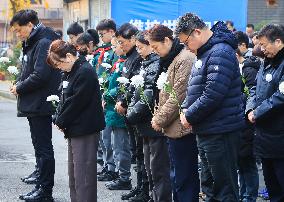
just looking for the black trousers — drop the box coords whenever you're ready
[144,136,172,202]
[168,134,199,202]
[262,158,284,202]
[197,132,240,202]
[27,116,55,191]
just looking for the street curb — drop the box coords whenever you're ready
[0,90,16,100]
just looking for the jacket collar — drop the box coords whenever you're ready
[264,47,284,68]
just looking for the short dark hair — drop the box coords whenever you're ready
[225,20,234,27]
[148,24,173,42]
[47,40,77,67]
[115,23,138,39]
[76,29,100,46]
[247,24,254,30]
[55,29,63,38]
[67,22,84,36]
[175,13,206,35]
[10,9,39,26]
[258,24,284,43]
[234,31,249,48]
[135,31,149,45]
[96,19,116,32]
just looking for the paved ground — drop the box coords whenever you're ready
[0,96,135,202]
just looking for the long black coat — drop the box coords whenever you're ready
[54,57,105,138]
[246,47,284,158]
[16,24,61,117]
[126,53,163,137]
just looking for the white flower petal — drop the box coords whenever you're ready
[117,77,129,84]
[101,63,112,69]
[0,57,10,63]
[279,82,284,94]
[265,74,272,82]
[130,75,144,88]
[7,66,19,75]
[156,72,168,90]
[46,95,60,102]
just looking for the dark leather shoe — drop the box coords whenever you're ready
[23,176,39,184]
[106,179,132,190]
[121,187,140,200]
[19,187,38,200]
[129,191,150,202]
[22,187,53,201]
[98,171,119,181]
[21,169,39,182]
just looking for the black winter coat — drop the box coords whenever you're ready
[182,21,245,135]
[246,47,284,158]
[54,57,105,138]
[16,24,61,117]
[119,47,142,108]
[240,56,260,157]
[126,53,163,137]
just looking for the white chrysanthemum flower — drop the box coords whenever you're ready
[156,72,168,90]
[0,57,10,63]
[104,52,110,59]
[265,74,272,82]
[46,95,60,102]
[101,63,112,69]
[117,77,129,84]
[98,78,104,85]
[23,55,28,62]
[139,69,146,76]
[279,82,284,94]
[86,54,94,61]
[7,66,19,75]
[130,74,145,88]
[195,59,202,69]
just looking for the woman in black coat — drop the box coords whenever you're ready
[126,31,172,202]
[47,40,105,202]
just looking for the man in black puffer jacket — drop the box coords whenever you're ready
[176,13,245,201]
[10,10,61,201]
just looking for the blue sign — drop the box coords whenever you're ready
[111,0,247,31]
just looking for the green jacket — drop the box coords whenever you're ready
[103,56,127,128]
[92,43,115,78]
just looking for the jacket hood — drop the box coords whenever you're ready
[243,56,261,71]
[197,21,237,57]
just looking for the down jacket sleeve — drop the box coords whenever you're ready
[185,50,236,124]
[16,39,52,94]
[253,74,284,120]
[154,58,193,128]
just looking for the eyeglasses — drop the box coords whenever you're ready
[183,29,195,45]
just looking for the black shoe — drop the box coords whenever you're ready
[23,176,39,184]
[129,191,150,202]
[97,159,104,166]
[98,171,118,181]
[121,187,141,200]
[106,179,132,190]
[19,187,39,200]
[21,187,53,201]
[21,169,39,182]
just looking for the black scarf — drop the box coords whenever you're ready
[159,38,184,73]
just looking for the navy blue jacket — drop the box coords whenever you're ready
[16,24,61,117]
[246,47,284,158]
[182,22,245,135]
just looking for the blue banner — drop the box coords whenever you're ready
[111,0,247,31]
